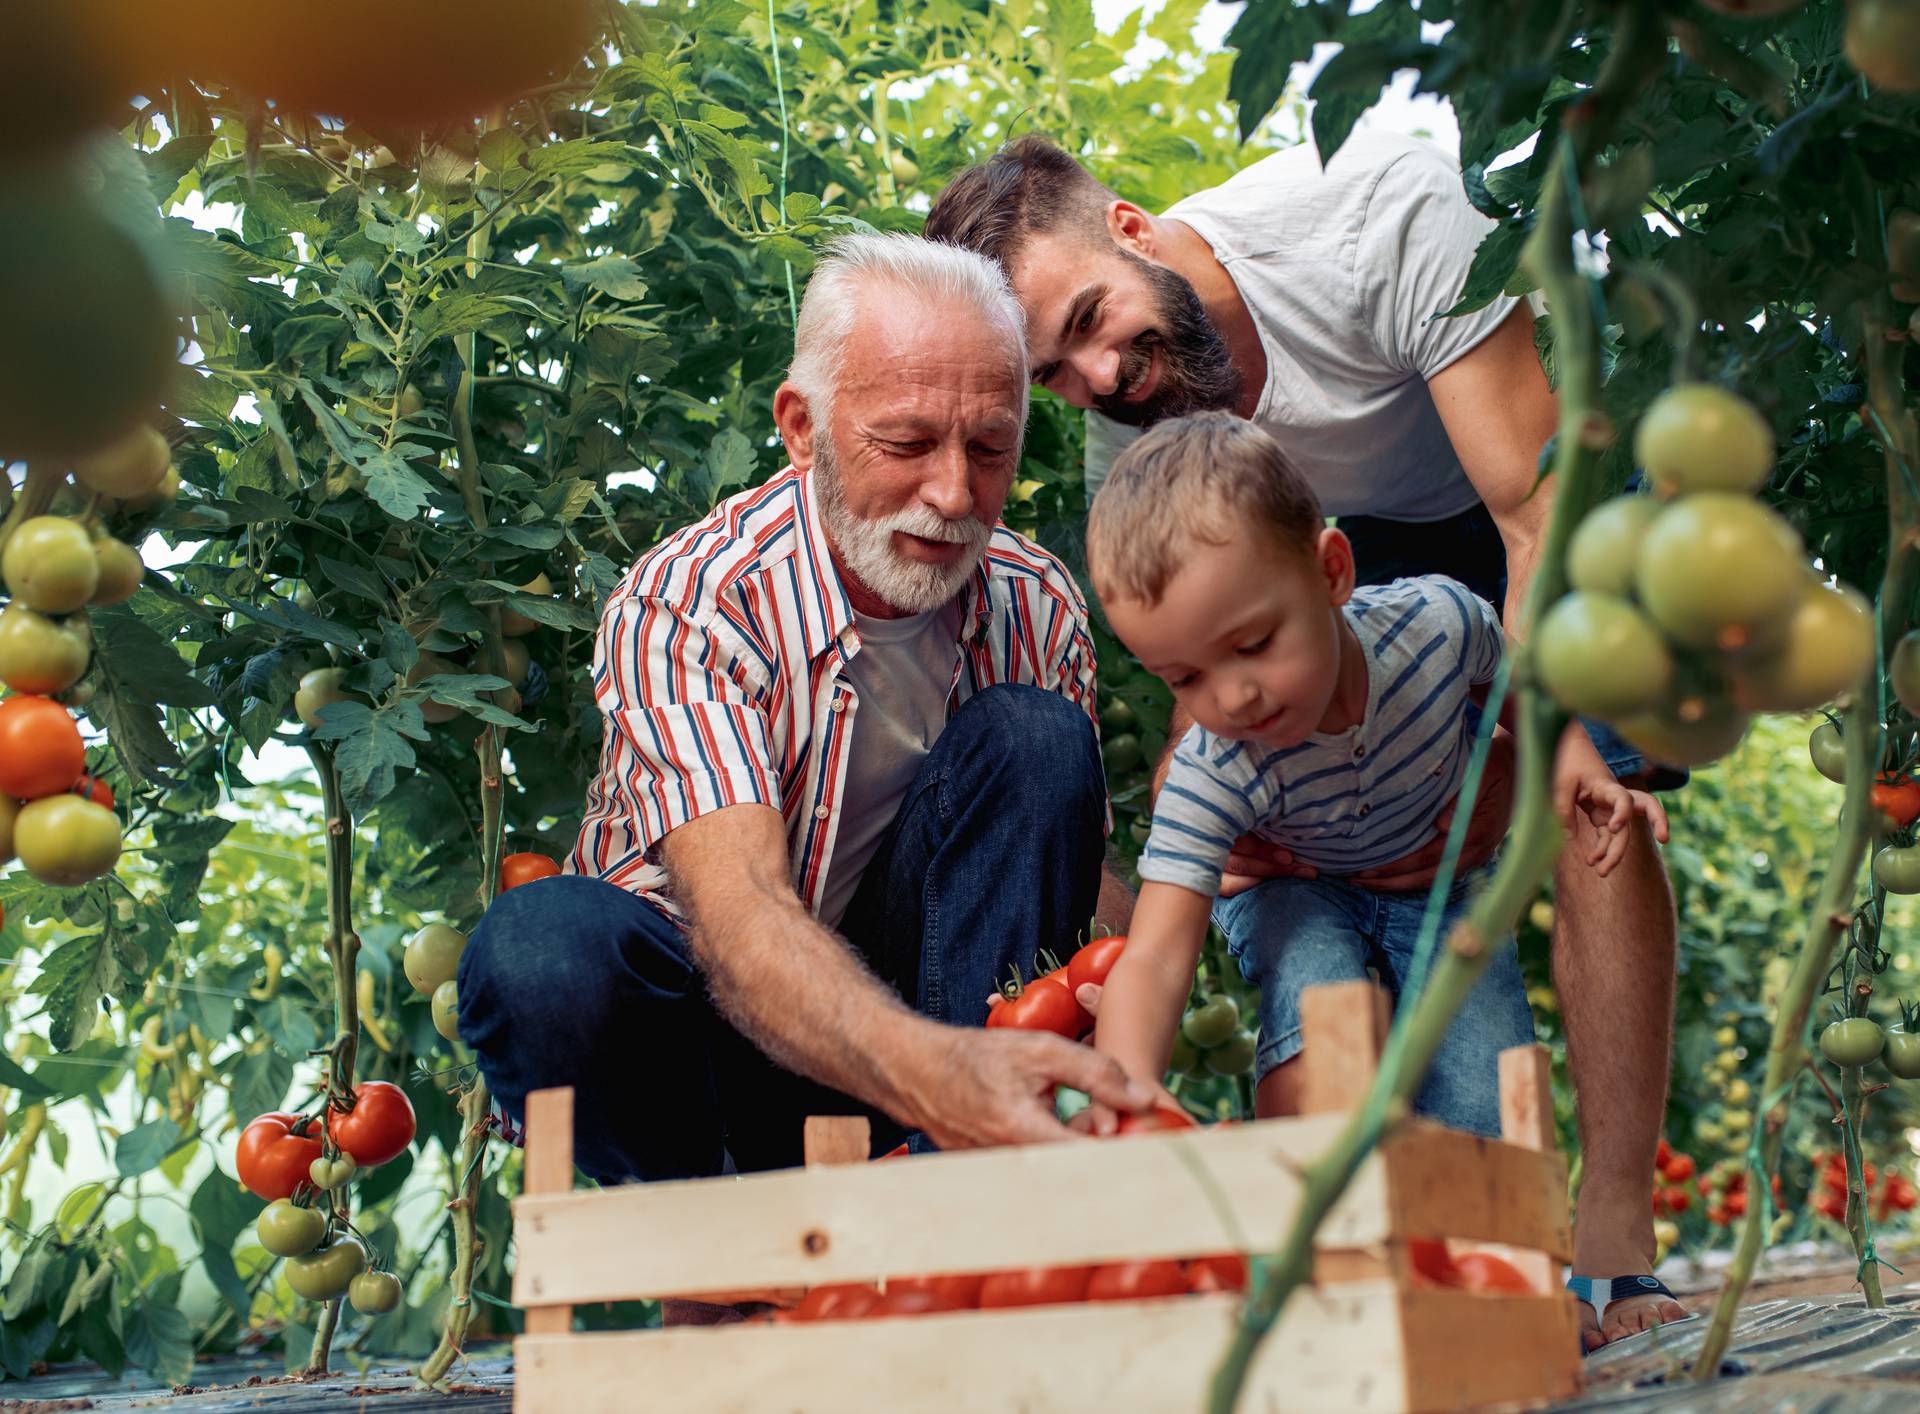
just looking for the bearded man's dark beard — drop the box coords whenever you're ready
[1091,250,1243,427]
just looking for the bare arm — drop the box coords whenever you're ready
[664,802,1151,1148]
[1091,881,1214,1085]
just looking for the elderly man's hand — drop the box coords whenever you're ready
[905,1026,1153,1151]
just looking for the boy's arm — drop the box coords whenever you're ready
[1089,880,1215,1109]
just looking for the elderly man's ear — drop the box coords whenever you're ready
[772,383,818,471]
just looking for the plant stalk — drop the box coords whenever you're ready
[1206,128,1614,1411]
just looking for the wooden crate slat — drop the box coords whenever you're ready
[512,1114,1394,1306]
[1381,1122,1573,1261]
[512,1285,1425,1414]
[1400,1288,1584,1410]
[519,1088,574,1338]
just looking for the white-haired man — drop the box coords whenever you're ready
[459,234,1151,1196]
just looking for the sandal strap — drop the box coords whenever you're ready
[1565,1272,1681,1328]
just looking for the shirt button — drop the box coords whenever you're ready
[813,805,829,820]
[1353,742,1366,760]
[1357,803,1371,818]
[830,698,846,713]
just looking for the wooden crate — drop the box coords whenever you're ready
[510,981,1584,1412]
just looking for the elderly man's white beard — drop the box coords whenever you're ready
[814,435,992,616]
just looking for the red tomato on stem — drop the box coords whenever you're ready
[1662,1153,1695,1182]
[1663,1186,1692,1213]
[74,773,114,809]
[236,1112,325,1201]
[500,852,561,891]
[985,974,1083,1038]
[1874,775,1920,828]
[325,1080,416,1167]
[1067,934,1127,995]
[0,696,85,800]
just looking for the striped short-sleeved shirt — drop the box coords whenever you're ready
[1139,576,1504,894]
[567,464,1102,918]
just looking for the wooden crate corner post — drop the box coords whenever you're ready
[521,1087,576,1337]
[1496,1043,1559,1296]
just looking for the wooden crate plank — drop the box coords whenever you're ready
[519,1088,574,1336]
[513,1285,1417,1414]
[1299,980,1391,1115]
[1400,1288,1583,1410]
[1381,1123,1572,1261]
[1497,1044,1561,1294]
[511,1114,1391,1305]
[803,1115,871,1166]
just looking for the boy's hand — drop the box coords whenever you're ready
[1566,774,1669,876]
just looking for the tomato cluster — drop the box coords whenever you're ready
[1816,1007,1920,1081]
[1651,1138,1698,1228]
[1807,1151,1919,1225]
[780,1252,1248,1324]
[1537,385,1867,769]
[985,934,1126,1041]
[405,922,468,1044]
[236,1081,417,1202]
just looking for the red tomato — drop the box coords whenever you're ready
[500,852,561,890]
[1038,962,1093,1035]
[1663,1186,1692,1213]
[884,1272,984,1309]
[1452,1252,1533,1294]
[1656,1137,1672,1166]
[235,1112,324,1201]
[1823,1165,1849,1195]
[1408,1238,1461,1288]
[1727,1188,1748,1217]
[984,976,1083,1038]
[1707,1204,1731,1226]
[1066,934,1127,995]
[876,1142,910,1160]
[1662,1153,1695,1182]
[0,695,85,800]
[1087,1259,1188,1302]
[1114,1105,1198,1136]
[1813,1191,1846,1221]
[1874,775,1920,828]
[73,773,114,809]
[324,1080,416,1167]
[791,1282,882,1321]
[1185,1253,1249,1294]
[1890,1178,1918,1212]
[871,1287,961,1318]
[977,1265,1093,1309]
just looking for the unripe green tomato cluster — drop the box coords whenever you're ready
[1816,1016,1920,1080]
[406,923,467,1043]
[1536,385,1869,769]
[1167,994,1258,1079]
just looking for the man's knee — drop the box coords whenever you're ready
[943,684,1103,810]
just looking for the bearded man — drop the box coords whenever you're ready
[457,234,1150,1200]
[926,131,1685,1349]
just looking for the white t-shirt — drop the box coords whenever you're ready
[1084,130,1519,522]
[815,600,965,929]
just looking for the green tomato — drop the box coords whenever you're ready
[1809,721,1848,783]
[89,535,146,605]
[1098,696,1138,735]
[295,667,359,731]
[404,923,467,996]
[1633,384,1775,499]
[73,425,170,499]
[1181,996,1240,1050]
[309,1154,358,1190]
[1168,1030,1200,1077]
[1616,697,1750,770]
[0,603,90,695]
[1204,1030,1259,1077]
[1533,591,1674,719]
[1728,582,1873,714]
[1635,494,1804,653]
[1566,495,1661,598]
[432,979,460,1042]
[1893,631,1920,717]
[1874,846,1920,895]
[1819,1017,1885,1068]
[1,516,100,614]
[1101,732,1144,774]
[1884,1030,1920,1080]
[348,1270,403,1316]
[286,1239,366,1302]
[257,1199,327,1258]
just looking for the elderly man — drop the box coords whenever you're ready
[457,234,1149,1192]
[927,132,1683,1348]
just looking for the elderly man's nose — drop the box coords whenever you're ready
[923,445,973,519]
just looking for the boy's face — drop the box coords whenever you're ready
[1106,527,1355,749]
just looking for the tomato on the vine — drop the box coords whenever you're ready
[257,1199,326,1257]
[0,694,85,800]
[13,794,120,886]
[286,1239,366,1302]
[325,1080,416,1167]
[348,1271,404,1315]
[1872,776,1920,830]
[1662,1186,1692,1213]
[500,851,561,891]
[73,773,113,809]
[1819,1018,1885,1068]
[1181,995,1240,1049]
[1066,934,1126,995]
[1662,1153,1695,1183]
[1884,1029,1920,1080]
[236,1112,324,1201]
[977,1265,1093,1309]
[985,974,1082,1038]
[1809,721,1848,783]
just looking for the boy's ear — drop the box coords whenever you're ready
[1317,527,1357,607]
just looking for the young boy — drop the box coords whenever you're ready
[1084,412,1661,1135]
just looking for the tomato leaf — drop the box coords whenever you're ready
[121,1298,194,1386]
[230,1047,295,1127]
[115,1119,185,1178]
[28,930,149,1053]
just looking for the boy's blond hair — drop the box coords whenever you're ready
[1086,412,1325,605]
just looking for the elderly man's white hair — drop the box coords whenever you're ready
[785,233,1030,436]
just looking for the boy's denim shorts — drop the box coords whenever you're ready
[1212,860,1535,1139]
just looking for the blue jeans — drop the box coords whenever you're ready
[457,684,1106,1182]
[1340,503,1685,791]
[1213,862,1534,1137]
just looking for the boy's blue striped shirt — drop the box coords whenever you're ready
[1140,576,1504,893]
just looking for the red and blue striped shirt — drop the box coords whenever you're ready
[566,465,1103,918]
